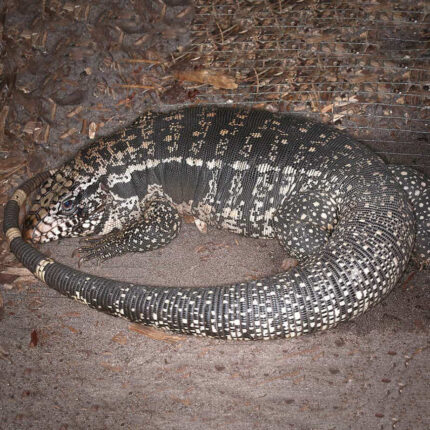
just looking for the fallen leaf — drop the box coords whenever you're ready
[2,267,33,277]
[0,273,19,284]
[0,156,26,175]
[174,69,238,89]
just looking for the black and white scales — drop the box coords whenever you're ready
[4,107,430,340]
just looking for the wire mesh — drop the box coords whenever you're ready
[170,0,430,174]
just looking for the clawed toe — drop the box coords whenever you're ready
[72,241,106,266]
[77,255,102,268]
[79,235,104,245]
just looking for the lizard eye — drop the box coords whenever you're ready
[61,198,76,214]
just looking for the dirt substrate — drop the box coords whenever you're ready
[0,1,429,429]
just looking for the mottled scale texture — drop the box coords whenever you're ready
[16,106,429,340]
[387,165,430,265]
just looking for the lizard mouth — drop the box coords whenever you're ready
[23,218,61,244]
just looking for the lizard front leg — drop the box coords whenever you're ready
[74,200,181,264]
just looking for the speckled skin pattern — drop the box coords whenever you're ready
[22,106,429,339]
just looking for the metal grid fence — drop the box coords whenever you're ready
[170,0,430,174]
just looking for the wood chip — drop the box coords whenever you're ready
[194,219,207,234]
[88,122,97,139]
[43,124,50,143]
[176,6,193,19]
[66,106,84,118]
[174,69,238,89]
[120,58,163,65]
[23,121,43,134]
[60,128,78,139]
[81,118,88,135]
[133,34,151,46]
[321,104,334,113]
[112,332,128,345]
[99,362,122,372]
[29,329,38,348]
[112,84,159,90]
[128,324,183,343]
[0,105,9,143]
[64,325,79,334]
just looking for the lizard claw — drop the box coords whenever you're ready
[79,235,104,245]
[77,254,102,268]
[73,236,113,265]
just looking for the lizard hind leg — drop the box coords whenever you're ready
[75,200,181,264]
[274,190,338,262]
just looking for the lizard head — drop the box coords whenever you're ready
[23,166,111,243]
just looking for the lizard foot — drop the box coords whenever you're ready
[72,230,124,264]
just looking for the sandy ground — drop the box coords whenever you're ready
[1,223,429,430]
[1,1,429,429]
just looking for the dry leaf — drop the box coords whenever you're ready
[0,272,19,284]
[0,156,25,175]
[174,69,238,89]
[2,267,33,277]
[129,324,183,343]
